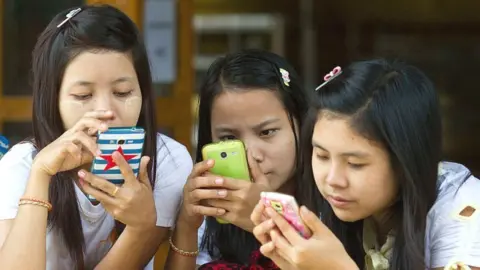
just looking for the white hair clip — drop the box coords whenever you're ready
[315,66,342,91]
[280,68,290,87]
[57,8,82,28]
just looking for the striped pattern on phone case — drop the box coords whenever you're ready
[88,127,145,201]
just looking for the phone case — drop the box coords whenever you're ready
[201,140,250,181]
[202,140,251,224]
[261,192,312,239]
[88,127,145,201]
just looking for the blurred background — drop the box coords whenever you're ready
[1,0,479,171]
[1,0,480,267]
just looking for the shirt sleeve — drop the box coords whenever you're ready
[0,143,35,220]
[152,135,193,227]
[428,173,480,268]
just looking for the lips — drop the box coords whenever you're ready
[326,195,353,208]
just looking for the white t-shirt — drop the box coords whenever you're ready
[0,134,193,270]
[425,162,480,268]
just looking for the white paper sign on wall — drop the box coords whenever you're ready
[143,0,176,83]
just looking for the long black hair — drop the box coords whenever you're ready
[197,49,309,264]
[31,4,157,269]
[299,59,442,269]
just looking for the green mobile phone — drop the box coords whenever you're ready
[202,140,251,224]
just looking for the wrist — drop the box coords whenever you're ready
[31,162,55,179]
[177,207,203,229]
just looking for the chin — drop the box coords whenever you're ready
[331,208,363,222]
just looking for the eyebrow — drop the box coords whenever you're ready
[69,77,135,88]
[214,118,281,133]
[312,141,371,158]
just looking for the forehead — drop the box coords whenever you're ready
[313,113,384,153]
[211,89,286,125]
[62,51,136,82]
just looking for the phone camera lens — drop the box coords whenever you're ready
[220,152,227,158]
[117,139,125,145]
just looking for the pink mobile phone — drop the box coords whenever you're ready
[261,192,312,239]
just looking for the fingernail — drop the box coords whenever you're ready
[268,219,274,226]
[217,209,226,215]
[100,122,108,129]
[207,159,214,166]
[217,190,227,196]
[96,149,102,156]
[300,206,309,215]
[78,170,86,178]
[79,178,85,186]
[215,178,223,185]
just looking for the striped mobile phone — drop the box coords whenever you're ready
[88,127,145,202]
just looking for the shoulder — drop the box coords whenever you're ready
[426,162,480,268]
[0,142,36,220]
[0,142,35,167]
[155,133,193,178]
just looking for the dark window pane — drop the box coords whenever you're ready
[2,121,32,145]
[2,0,82,96]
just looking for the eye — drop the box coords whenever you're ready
[219,135,236,141]
[115,90,133,97]
[348,163,366,170]
[72,94,92,100]
[260,129,278,137]
[315,154,329,161]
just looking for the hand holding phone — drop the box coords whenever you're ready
[202,140,251,224]
[261,192,312,239]
[88,127,145,201]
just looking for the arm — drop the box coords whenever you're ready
[428,173,480,270]
[164,219,199,270]
[95,226,168,269]
[0,167,51,270]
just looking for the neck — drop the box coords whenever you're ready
[370,209,395,244]
[277,178,296,196]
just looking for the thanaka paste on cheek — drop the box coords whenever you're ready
[124,96,142,110]
[60,100,85,110]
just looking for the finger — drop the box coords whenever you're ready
[190,159,215,179]
[266,207,303,245]
[205,199,233,211]
[78,170,120,197]
[70,131,101,157]
[138,156,152,189]
[270,229,295,259]
[112,151,136,183]
[189,189,227,204]
[187,175,224,191]
[300,205,325,235]
[253,219,275,245]
[218,177,251,191]
[191,205,226,217]
[247,149,269,185]
[71,113,111,134]
[260,241,276,255]
[83,110,115,121]
[259,242,292,270]
[250,201,266,226]
[80,179,117,205]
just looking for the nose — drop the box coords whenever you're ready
[244,139,265,163]
[91,94,116,123]
[93,93,114,112]
[325,162,348,189]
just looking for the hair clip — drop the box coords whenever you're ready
[279,68,290,87]
[315,66,342,91]
[57,8,82,28]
